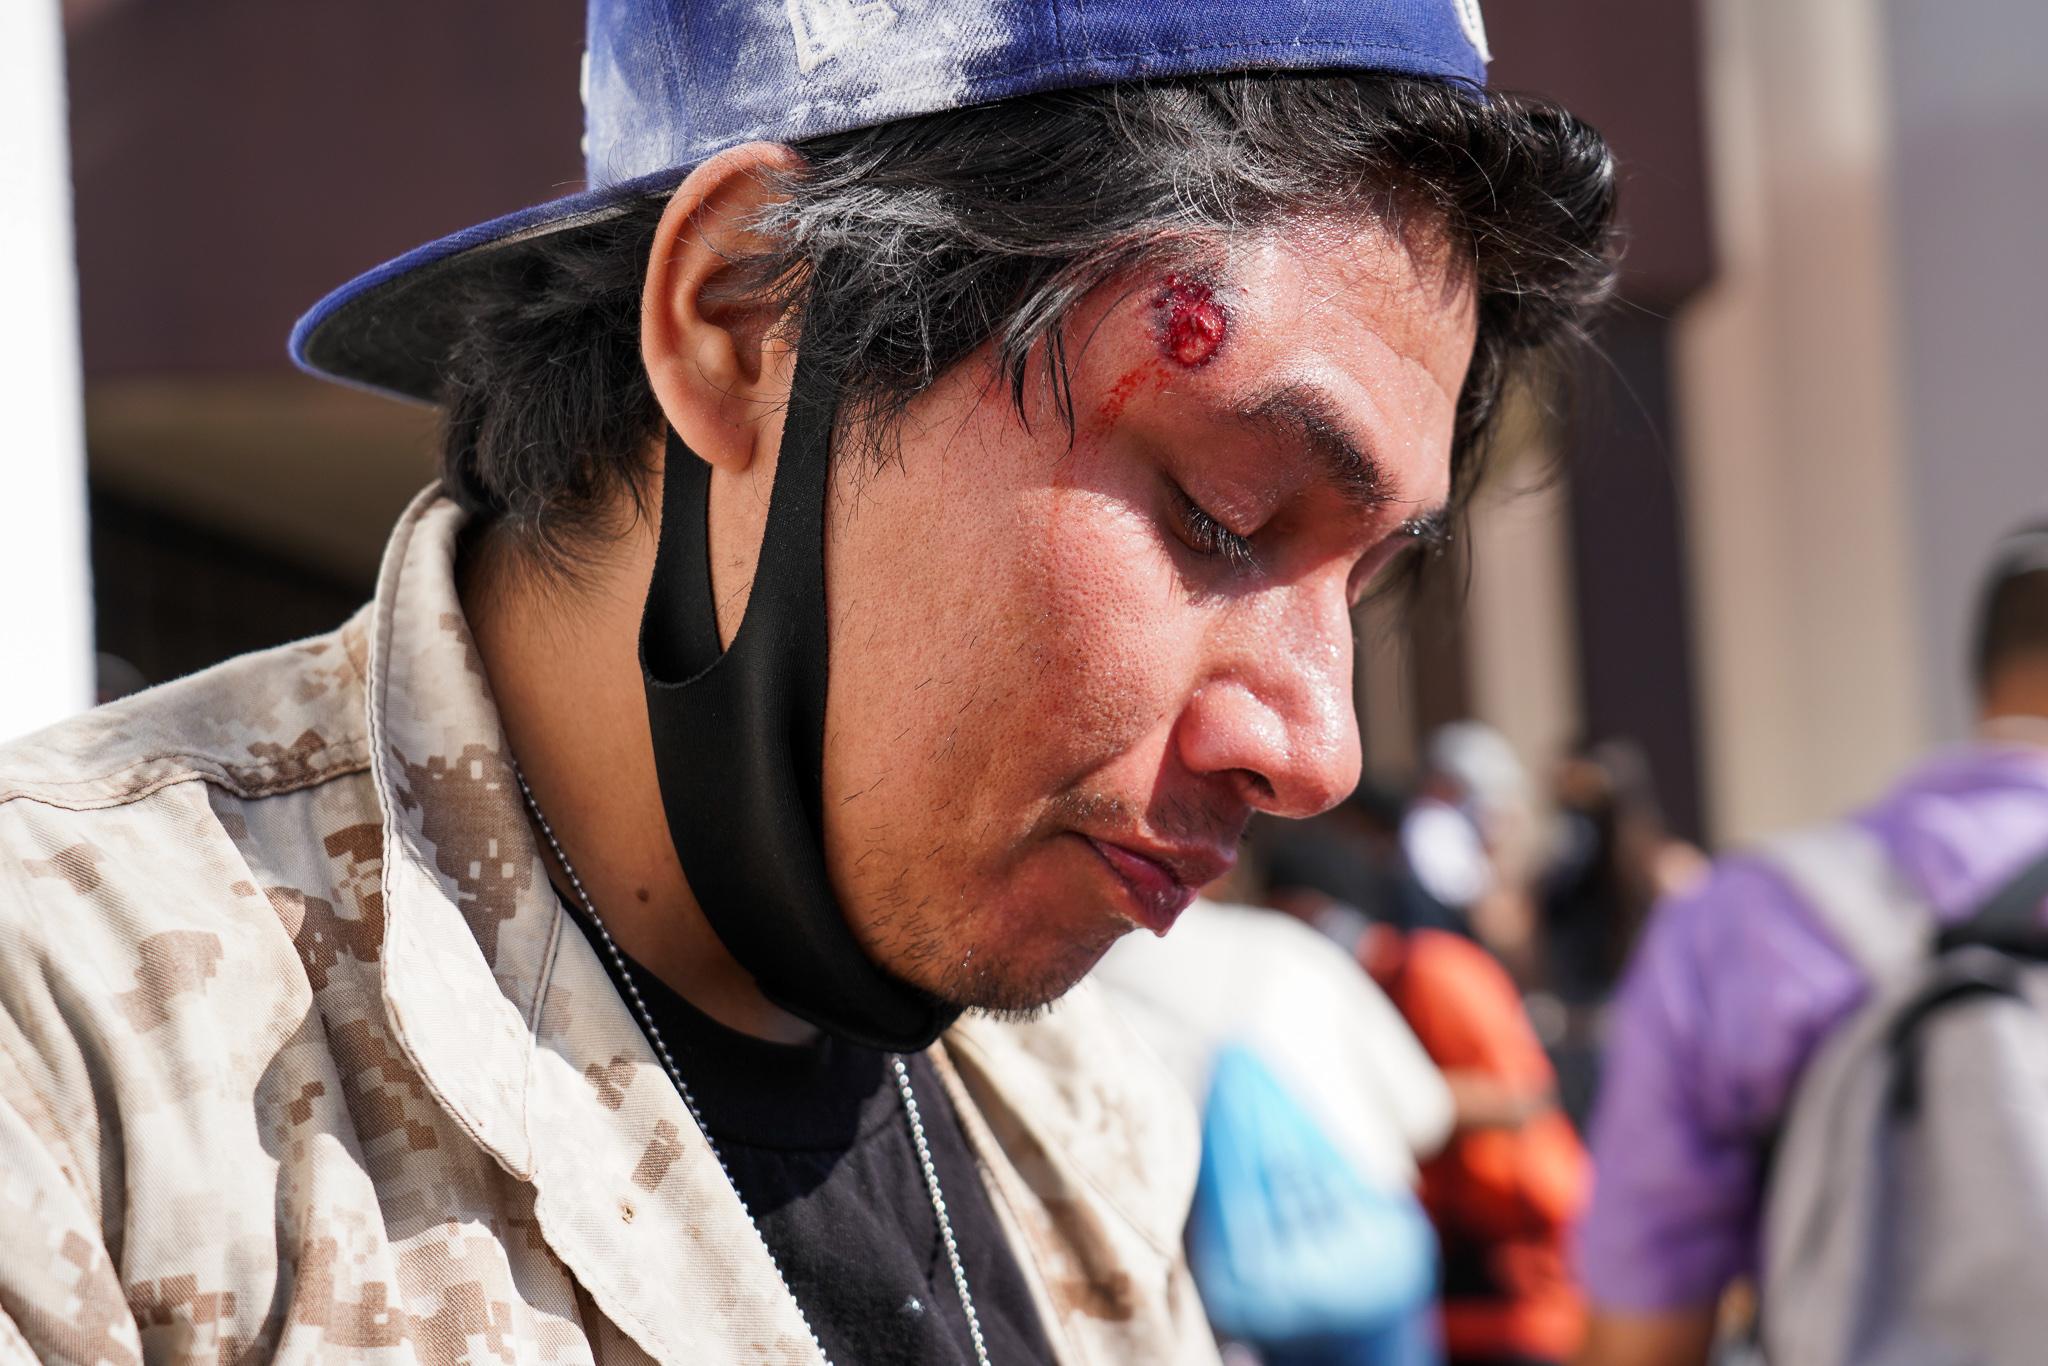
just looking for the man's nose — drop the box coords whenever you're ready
[1174,591,1364,819]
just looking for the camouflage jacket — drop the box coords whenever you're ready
[0,490,1214,1366]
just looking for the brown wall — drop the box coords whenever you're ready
[1488,1,1713,308]
[1490,2,1715,837]
[67,0,583,379]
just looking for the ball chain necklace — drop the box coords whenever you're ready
[514,769,992,1366]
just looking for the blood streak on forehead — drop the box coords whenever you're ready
[1153,274,1227,368]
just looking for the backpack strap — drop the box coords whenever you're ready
[1758,824,1927,981]
[1936,843,2048,958]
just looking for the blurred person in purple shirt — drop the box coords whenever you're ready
[1575,523,2048,1366]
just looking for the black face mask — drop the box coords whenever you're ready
[638,349,962,1053]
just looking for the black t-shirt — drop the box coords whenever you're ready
[561,900,1056,1365]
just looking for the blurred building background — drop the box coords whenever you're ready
[22,0,2048,847]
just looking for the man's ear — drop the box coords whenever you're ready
[641,141,805,474]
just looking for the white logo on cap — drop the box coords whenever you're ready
[1451,0,1491,63]
[787,0,898,74]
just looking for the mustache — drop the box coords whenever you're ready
[1043,784,1250,852]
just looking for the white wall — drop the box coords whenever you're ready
[1674,0,1929,844]
[1665,0,2048,843]
[1463,459,1581,794]
[0,0,94,741]
[1884,0,2048,738]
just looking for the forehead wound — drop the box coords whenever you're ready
[1153,274,1226,368]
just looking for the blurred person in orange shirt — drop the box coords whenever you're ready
[1368,923,1590,1366]
[1271,824,1592,1366]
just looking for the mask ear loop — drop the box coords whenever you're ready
[637,336,960,1051]
[639,435,721,681]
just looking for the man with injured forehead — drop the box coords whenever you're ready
[0,2,1614,1360]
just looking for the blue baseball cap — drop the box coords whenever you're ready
[290,0,1491,404]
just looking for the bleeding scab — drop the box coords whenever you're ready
[1154,274,1226,368]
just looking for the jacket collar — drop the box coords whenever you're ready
[366,487,550,1180]
[361,489,821,1362]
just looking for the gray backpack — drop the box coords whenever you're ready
[1757,826,2048,1366]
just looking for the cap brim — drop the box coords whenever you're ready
[288,168,684,406]
[291,36,1488,407]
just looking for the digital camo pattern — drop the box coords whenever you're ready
[0,487,1216,1365]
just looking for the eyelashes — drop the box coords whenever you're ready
[1166,479,1454,593]
[1168,483,1260,573]
[1398,511,1454,554]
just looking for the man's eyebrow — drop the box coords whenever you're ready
[1233,381,1392,511]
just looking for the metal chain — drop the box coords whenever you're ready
[515,767,991,1366]
[893,1055,992,1366]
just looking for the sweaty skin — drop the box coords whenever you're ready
[480,144,1479,1040]
[804,230,1476,1012]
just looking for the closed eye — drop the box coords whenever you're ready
[1168,483,1260,574]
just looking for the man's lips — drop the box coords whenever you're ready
[1080,835,1233,936]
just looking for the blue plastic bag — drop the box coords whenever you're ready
[1187,1044,1441,1360]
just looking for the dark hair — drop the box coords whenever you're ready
[439,71,1618,573]
[1974,523,2048,691]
